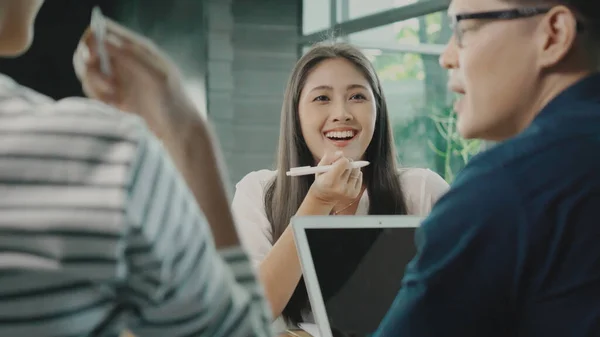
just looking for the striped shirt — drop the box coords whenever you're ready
[0,74,272,337]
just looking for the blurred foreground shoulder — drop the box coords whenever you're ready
[0,73,147,148]
[235,169,277,196]
[398,167,449,215]
[0,75,149,188]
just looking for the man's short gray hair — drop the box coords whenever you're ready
[502,0,600,67]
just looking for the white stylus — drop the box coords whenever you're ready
[286,161,369,177]
[91,6,111,76]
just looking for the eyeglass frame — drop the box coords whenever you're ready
[449,7,584,47]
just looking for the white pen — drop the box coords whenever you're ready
[91,6,111,76]
[286,161,369,177]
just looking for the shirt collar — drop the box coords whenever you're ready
[532,72,600,125]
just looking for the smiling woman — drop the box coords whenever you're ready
[231,41,450,334]
[298,57,376,161]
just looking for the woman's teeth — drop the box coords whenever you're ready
[325,130,355,139]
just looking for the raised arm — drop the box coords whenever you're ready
[124,127,272,337]
[160,119,239,248]
[232,178,334,318]
[232,152,362,319]
[74,15,238,249]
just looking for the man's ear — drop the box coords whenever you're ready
[536,5,579,68]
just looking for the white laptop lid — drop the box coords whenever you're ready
[292,215,423,337]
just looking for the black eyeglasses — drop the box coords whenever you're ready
[450,7,583,47]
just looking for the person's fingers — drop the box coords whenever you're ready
[344,168,361,197]
[78,27,93,52]
[342,158,355,181]
[339,162,356,183]
[355,171,363,190]
[328,156,351,182]
[81,71,116,103]
[75,31,118,83]
[80,20,171,82]
[81,27,100,62]
[350,169,362,195]
[347,167,360,184]
[315,151,343,179]
[74,39,118,101]
[76,35,152,103]
[73,42,90,80]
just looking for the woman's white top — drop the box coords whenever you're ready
[231,167,450,332]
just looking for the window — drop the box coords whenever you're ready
[336,0,419,23]
[303,0,332,34]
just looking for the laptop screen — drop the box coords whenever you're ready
[305,227,416,336]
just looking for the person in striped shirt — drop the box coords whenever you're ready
[0,1,273,336]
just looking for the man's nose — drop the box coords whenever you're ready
[439,35,459,70]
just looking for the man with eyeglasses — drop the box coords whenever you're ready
[374,0,600,336]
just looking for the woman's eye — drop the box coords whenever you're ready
[313,95,329,102]
[350,93,366,101]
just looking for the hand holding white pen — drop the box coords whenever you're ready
[304,151,364,208]
[286,160,369,176]
[73,11,203,141]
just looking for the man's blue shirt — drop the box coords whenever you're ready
[375,73,600,337]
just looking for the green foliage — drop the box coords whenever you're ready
[391,106,481,184]
[369,9,481,183]
[395,25,419,44]
[376,53,423,81]
[425,106,482,183]
[424,12,443,42]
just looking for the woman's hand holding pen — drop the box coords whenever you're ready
[307,151,363,212]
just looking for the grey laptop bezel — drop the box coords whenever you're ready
[292,215,423,337]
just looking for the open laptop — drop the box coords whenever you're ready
[292,215,422,337]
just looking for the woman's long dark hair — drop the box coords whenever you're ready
[264,42,408,324]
